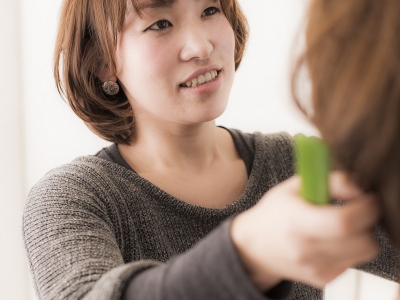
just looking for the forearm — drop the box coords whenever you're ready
[123,219,292,300]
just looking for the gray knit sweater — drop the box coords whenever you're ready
[22,130,398,300]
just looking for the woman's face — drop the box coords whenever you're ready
[115,0,236,128]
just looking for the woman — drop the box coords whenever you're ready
[23,0,398,299]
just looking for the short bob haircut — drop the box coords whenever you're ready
[293,0,400,248]
[54,0,249,144]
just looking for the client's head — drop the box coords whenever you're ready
[293,0,400,247]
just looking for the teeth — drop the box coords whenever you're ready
[198,75,205,84]
[182,70,218,87]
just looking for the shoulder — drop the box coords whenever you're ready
[223,127,294,181]
[226,127,294,159]
[24,156,135,219]
[253,131,293,151]
[248,130,295,183]
[22,155,143,255]
[224,127,293,150]
[27,155,127,194]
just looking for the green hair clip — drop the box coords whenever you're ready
[294,134,331,205]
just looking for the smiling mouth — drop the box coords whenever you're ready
[180,70,219,88]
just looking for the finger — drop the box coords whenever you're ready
[329,171,364,200]
[317,230,379,265]
[288,171,364,201]
[293,264,348,289]
[281,175,301,193]
[284,172,361,204]
[294,231,378,288]
[293,194,380,239]
[279,174,380,238]
[337,194,381,234]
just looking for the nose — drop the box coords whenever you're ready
[179,26,213,62]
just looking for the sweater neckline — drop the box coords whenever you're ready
[97,126,254,177]
[75,132,266,216]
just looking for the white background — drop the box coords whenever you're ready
[0,0,398,299]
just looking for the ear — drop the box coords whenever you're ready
[84,40,117,83]
[99,74,118,83]
[95,63,117,83]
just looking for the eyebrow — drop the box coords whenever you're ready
[137,0,217,11]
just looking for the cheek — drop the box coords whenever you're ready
[116,37,172,85]
[139,41,173,79]
[213,19,236,88]
[215,19,235,58]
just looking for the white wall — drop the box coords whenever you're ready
[20,0,110,199]
[0,0,397,299]
[0,0,26,299]
[218,0,317,136]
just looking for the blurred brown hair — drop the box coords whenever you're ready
[54,0,249,144]
[293,0,400,247]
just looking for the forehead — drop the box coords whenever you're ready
[124,0,175,21]
[122,0,221,27]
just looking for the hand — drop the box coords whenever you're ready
[231,171,381,291]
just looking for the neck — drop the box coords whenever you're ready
[119,120,229,173]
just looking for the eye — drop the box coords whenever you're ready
[201,6,221,17]
[148,19,172,31]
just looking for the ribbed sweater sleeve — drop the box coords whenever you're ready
[122,218,292,300]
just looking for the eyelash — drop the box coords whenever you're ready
[202,6,221,17]
[146,6,221,31]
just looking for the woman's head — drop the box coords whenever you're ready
[54,0,248,144]
[294,0,400,247]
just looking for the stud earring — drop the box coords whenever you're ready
[102,81,120,96]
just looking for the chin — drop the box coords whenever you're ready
[181,109,225,126]
[198,103,227,123]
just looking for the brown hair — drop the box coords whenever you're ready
[54,0,249,144]
[293,0,400,247]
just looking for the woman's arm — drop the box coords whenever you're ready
[122,219,292,300]
[22,166,290,300]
